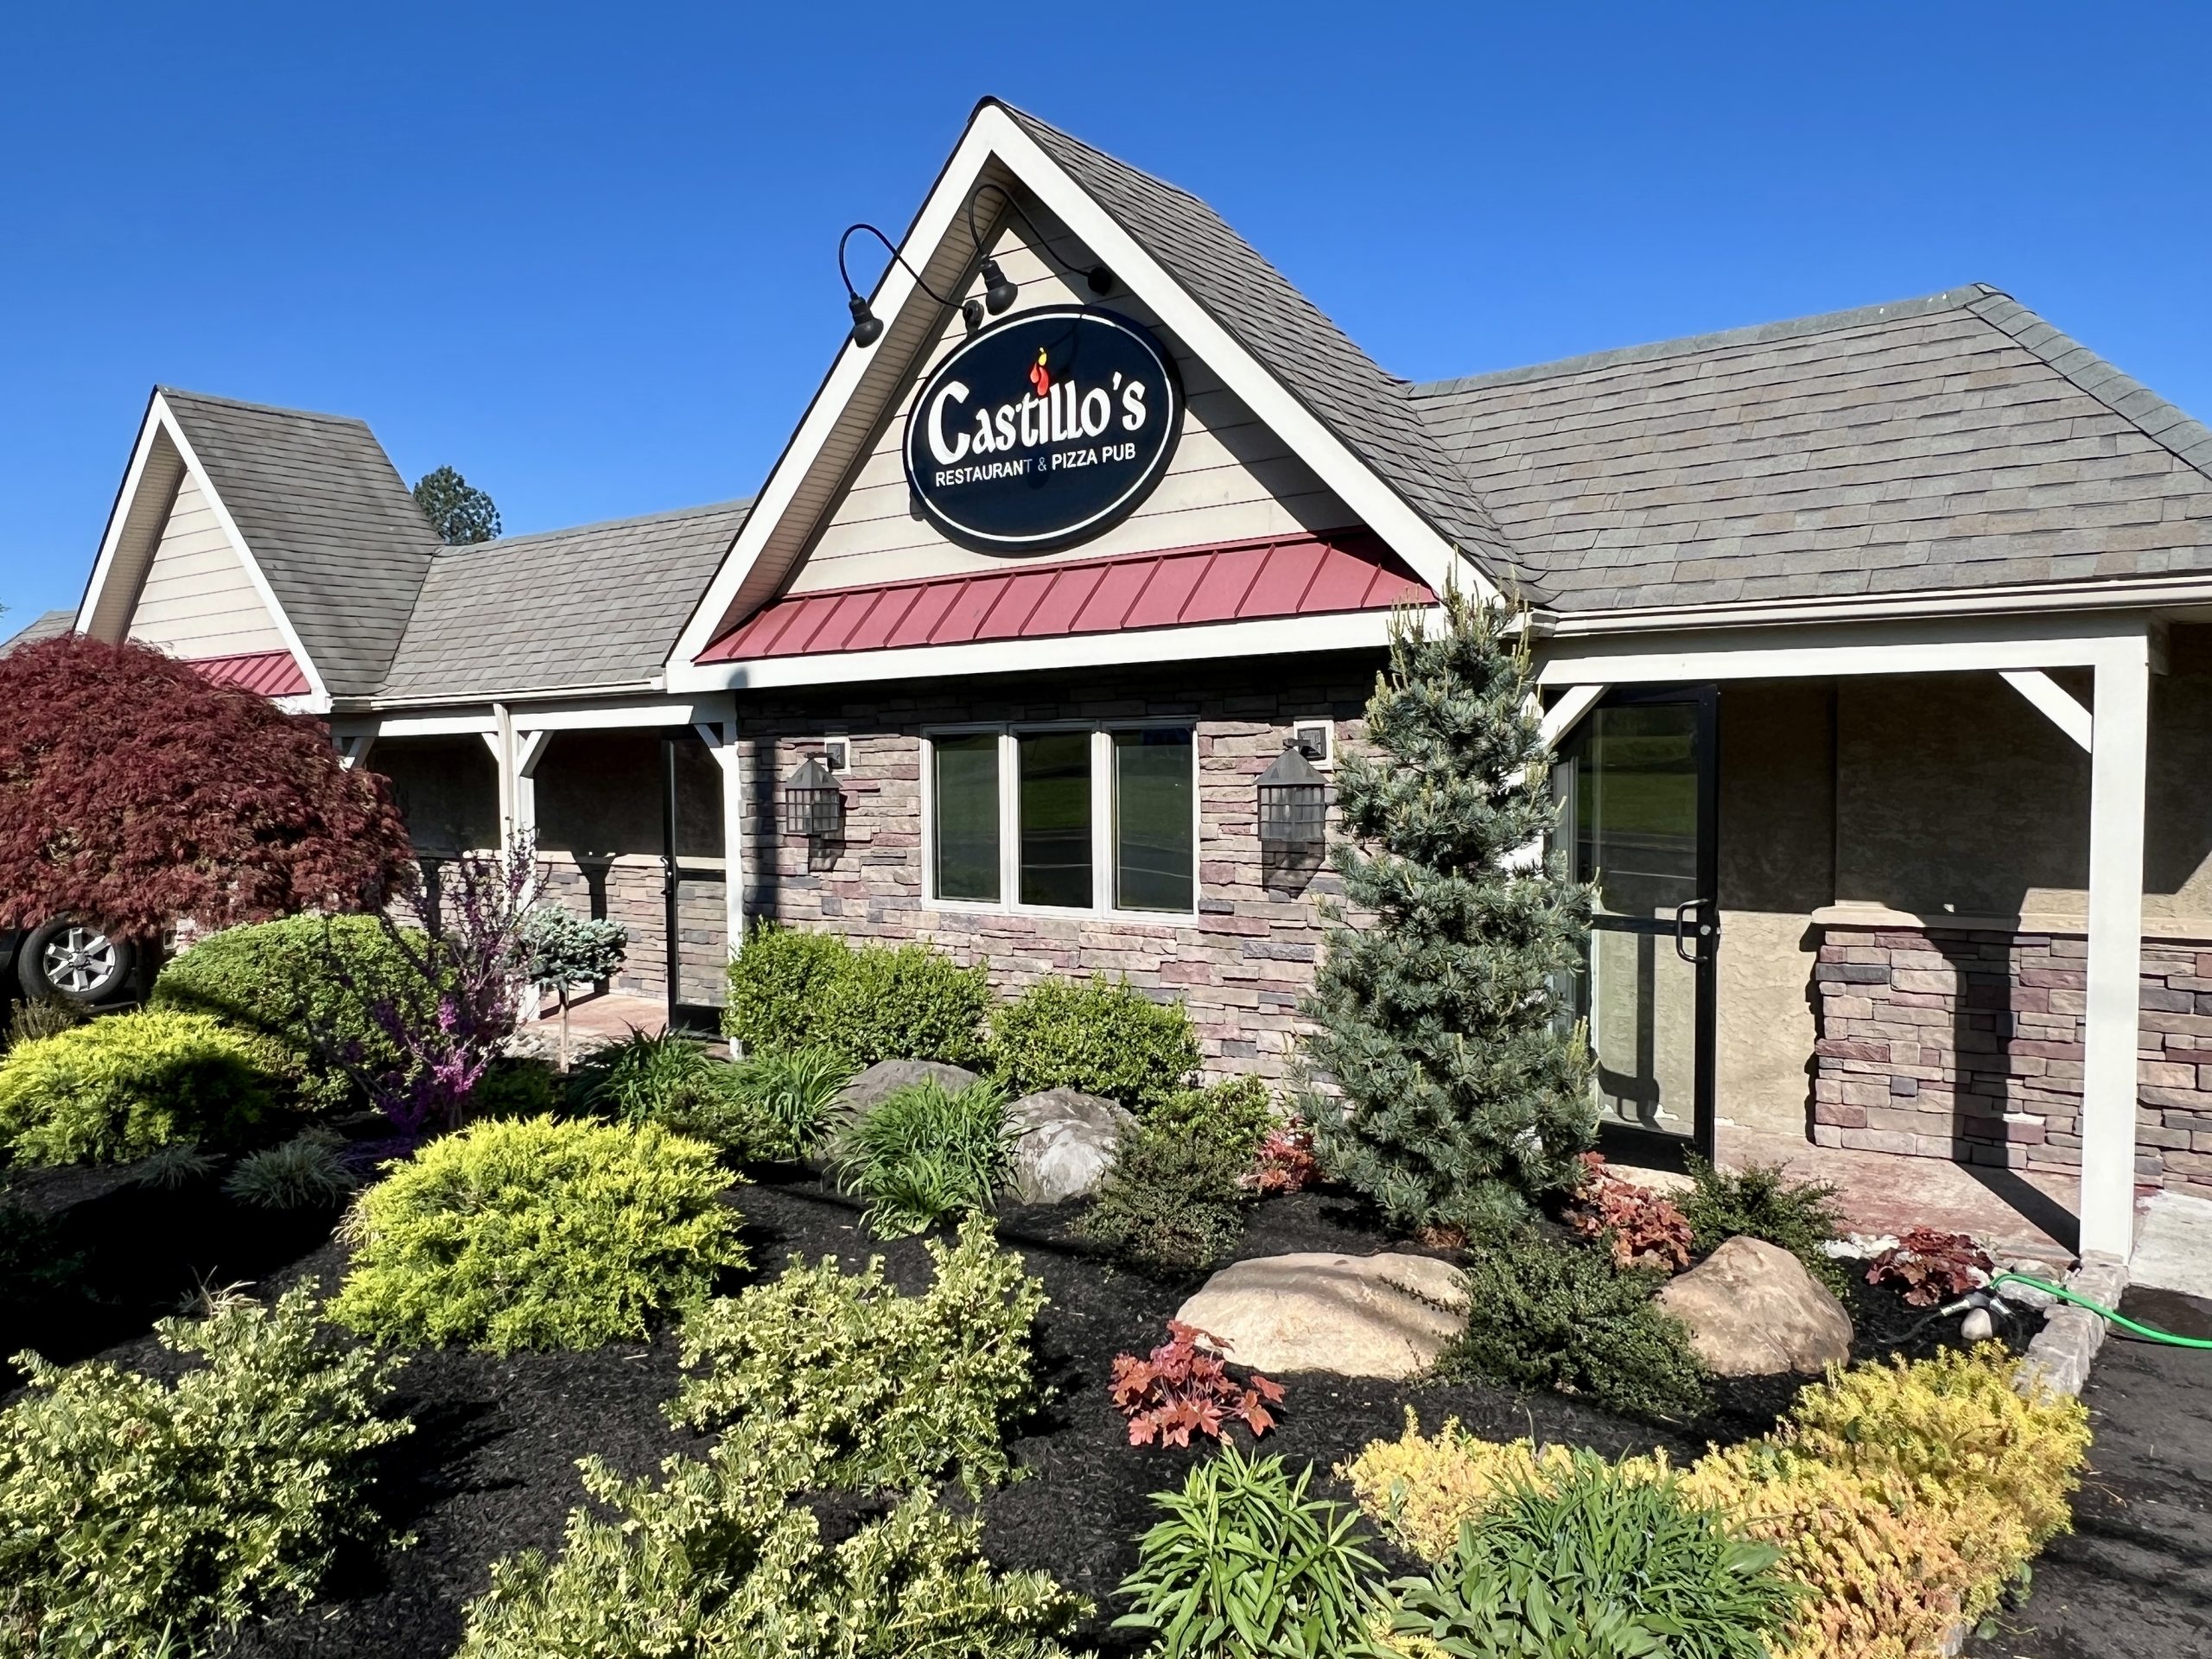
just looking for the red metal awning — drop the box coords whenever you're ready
[186,648,311,697]
[698,529,1429,664]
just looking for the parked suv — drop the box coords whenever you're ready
[0,918,139,1007]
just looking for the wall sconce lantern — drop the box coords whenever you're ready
[781,755,845,839]
[1256,737,1326,851]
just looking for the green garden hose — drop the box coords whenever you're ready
[1987,1271,2212,1350]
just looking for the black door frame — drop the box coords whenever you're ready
[1564,683,1721,1168]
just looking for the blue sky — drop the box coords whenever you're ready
[3,3,2207,624]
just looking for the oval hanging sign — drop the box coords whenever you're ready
[903,305,1184,552]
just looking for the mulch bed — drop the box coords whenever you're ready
[3,1157,2015,1658]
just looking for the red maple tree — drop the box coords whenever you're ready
[0,633,413,939]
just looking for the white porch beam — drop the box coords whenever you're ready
[1540,683,1607,750]
[2000,670,2093,753]
[513,697,716,733]
[378,709,498,738]
[1536,613,2155,685]
[2079,641,2151,1262]
[334,733,377,769]
[696,719,747,961]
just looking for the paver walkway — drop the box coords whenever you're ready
[1968,1286,2212,1659]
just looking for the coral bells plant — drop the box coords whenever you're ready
[1564,1153,1694,1272]
[1111,1320,1284,1448]
[1866,1228,1993,1306]
[1243,1120,1321,1196]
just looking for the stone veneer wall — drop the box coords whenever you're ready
[1812,922,2212,1197]
[532,856,728,1007]
[729,663,1382,1082]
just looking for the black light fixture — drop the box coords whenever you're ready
[781,755,845,839]
[1256,737,1327,851]
[836,222,963,352]
[980,257,1020,315]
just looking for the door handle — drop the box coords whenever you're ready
[1674,899,1718,964]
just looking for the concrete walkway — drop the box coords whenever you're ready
[1967,1286,2212,1659]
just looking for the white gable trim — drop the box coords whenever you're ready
[76,391,332,710]
[668,104,1484,671]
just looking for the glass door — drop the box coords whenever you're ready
[1555,687,1719,1160]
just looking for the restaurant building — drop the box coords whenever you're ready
[24,98,2212,1262]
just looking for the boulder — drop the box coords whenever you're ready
[1656,1236,1853,1376]
[1173,1252,1469,1379]
[1006,1088,1134,1205]
[835,1058,981,1116]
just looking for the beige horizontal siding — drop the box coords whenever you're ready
[128,474,288,657]
[788,212,1358,597]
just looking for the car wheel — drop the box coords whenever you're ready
[17,918,137,1006]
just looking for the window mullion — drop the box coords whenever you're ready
[1092,728,1113,912]
[1000,728,1019,910]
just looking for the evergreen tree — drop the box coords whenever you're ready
[412,465,501,545]
[1300,583,1596,1236]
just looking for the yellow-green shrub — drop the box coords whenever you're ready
[1338,1345,2093,1658]
[1336,1411,1574,1562]
[0,1010,275,1167]
[331,1116,747,1353]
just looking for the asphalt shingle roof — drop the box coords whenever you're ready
[1412,284,2212,612]
[378,500,751,701]
[2,608,74,653]
[160,389,444,695]
[996,101,1538,594]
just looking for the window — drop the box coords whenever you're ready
[925,725,1197,916]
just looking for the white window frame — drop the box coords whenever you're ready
[920,720,1201,921]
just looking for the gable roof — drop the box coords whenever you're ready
[157,389,443,696]
[2,608,74,653]
[378,499,751,702]
[1414,284,2212,613]
[995,104,1534,594]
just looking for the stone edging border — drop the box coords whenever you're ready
[1939,1249,2128,1656]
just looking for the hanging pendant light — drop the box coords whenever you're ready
[781,755,845,839]
[1256,738,1326,851]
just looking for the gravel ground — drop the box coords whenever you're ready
[8,1158,1990,1657]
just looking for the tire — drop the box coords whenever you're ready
[17,918,137,1006]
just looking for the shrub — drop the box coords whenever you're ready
[4,995,84,1052]
[1248,1119,1321,1196]
[724,924,990,1068]
[1110,1320,1283,1448]
[1115,1443,1379,1659]
[831,1076,1011,1237]
[722,921,855,1052]
[1564,1153,1693,1271]
[668,1215,1045,1496]
[331,1116,746,1352]
[225,1127,358,1209]
[0,1009,274,1167]
[1148,1073,1275,1154]
[988,975,1200,1116]
[151,913,431,1113]
[1339,1411,1576,1562]
[1679,1440,1983,1659]
[1681,1155,1848,1296]
[1376,1453,1797,1659]
[726,1046,853,1155]
[472,1055,563,1120]
[1785,1344,2090,1578]
[455,1418,1084,1658]
[1077,1119,1253,1276]
[1434,1227,1707,1420]
[524,908,627,1068]
[0,1282,409,1654]
[817,941,992,1069]
[1866,1227,1992,1306]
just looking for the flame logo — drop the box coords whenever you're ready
[1028,347,1051,397]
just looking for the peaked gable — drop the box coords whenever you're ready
[125,470,289,658]
[670,99,1506,680]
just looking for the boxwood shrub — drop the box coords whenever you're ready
[331,1116,747,1352]
[987,975,1200,1116]
[0,1009,275,1167]
[0,1282,409,1654]
[151,913,435,1113]
[724,924,989,1068]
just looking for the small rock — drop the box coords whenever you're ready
[1656,1236,1853,1376]
[835,1059,982,1116]
[1006,1088,1133,1205]
[1174,1252,1469,1379]
[1961,1306,1995,1342]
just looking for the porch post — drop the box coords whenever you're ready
[2079,639,2151,1262]
[695,710,747,961]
